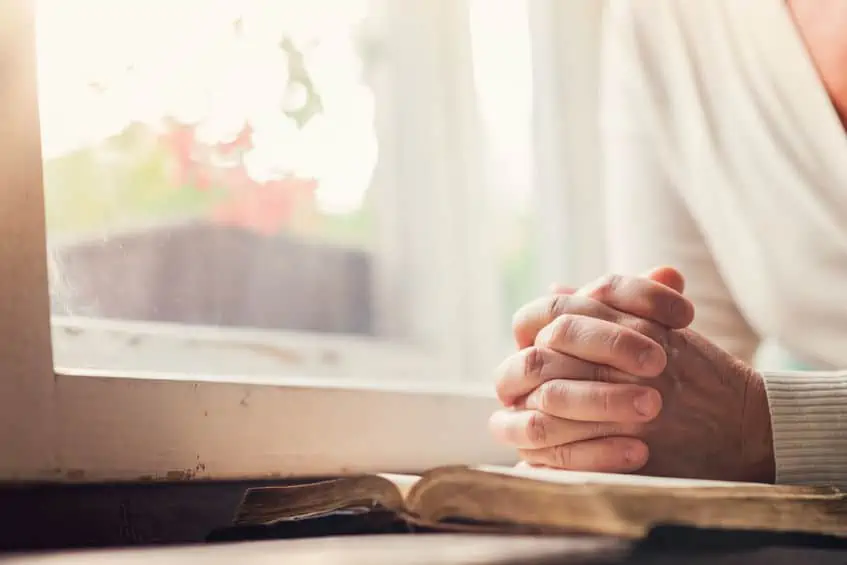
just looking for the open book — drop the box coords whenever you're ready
[234,465,847,539]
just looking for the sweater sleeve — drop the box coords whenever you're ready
[763,371,847,488]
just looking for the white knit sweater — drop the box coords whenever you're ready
[601,0,847,487]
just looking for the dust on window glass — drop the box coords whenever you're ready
[37,0,381,335]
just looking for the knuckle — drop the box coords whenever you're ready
[546,294,571,321]
[551,444,574,469]
[523,347,545,383]
[549,314,579,345]
[589,273,624,301]
[605,325,627,355]
[625,318,667,346]
[642,286,691,327]
[525,411,549,446]
[625,317,653,337]
[587,386,613,417]
[535,380,566,413]
[606,326,657,370]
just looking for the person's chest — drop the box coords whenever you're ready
[644,0,847,367]
[787,0,847,130]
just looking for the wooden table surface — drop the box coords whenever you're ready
[2,534,847,565]
[0,535,624,565]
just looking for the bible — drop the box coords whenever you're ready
[233,465,847,539]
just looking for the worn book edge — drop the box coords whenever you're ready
[234,465,847,539]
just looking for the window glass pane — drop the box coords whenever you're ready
[469,0,539,348]
[39,0,379,336]
[37,0,538,378]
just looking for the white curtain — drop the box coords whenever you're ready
[528,0,607,287]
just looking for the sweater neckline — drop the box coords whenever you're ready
[747,0,847,170]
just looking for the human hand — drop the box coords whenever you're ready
[489,268,775,483]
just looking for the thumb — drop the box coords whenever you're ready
[642,266,685,294]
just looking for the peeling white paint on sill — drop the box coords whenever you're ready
[51,315,455,382]
[54,367,497,397]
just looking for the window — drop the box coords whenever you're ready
[40,0,542,381]
[0,0,604,482]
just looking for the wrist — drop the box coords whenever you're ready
[740,368,775,483]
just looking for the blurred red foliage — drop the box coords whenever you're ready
[160,119,316,235]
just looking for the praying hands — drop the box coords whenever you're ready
[489,268,775,483]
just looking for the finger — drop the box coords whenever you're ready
[523,379,662,423]
[642,266,685,294]
[495,347,633,407]
[519,437,649,473]
[577,273,694,329]
[536,314,667,377]
[489,409,642,450]
[549,283,576,295]
[551,267,686,295]
[551,265,685,297]
[513,277,692,350]
[512,294,623,349]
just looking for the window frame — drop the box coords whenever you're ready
[43,0,497,381]
[1,0,515,483]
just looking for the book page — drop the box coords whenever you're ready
[475,464,759,489]
[235,475,414,526]
[377,474,421,498]
[406,465,847,538]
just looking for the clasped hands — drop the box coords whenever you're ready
[490,267,775,483]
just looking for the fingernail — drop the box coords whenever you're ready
[633,389,660,418]
[669,297,692,327]
[637,346,662,372]
[624,442,647,465]
[667,298,682,323]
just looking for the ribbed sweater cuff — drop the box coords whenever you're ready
[762,371,847,489]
